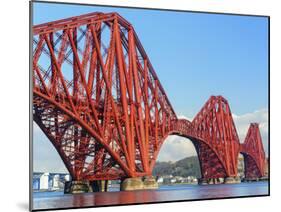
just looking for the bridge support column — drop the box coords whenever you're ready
[198,178,208,185]
[64,180,93,194]
[212,178,224,184]
[143,176,159,189]
[120,177,144,191]
[199,178,224,185]
[90,180,109,192]
[120,176,158,191]
[224,177,241,184]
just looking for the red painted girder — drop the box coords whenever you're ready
[33,12,267,181]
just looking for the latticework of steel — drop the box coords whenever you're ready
[32,12,266,181]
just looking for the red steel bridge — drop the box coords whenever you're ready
[32,12,266,183]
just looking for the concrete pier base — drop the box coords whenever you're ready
[143,176,159,189]
[120,176,159,191]
[208,179,214,184]
[90,180,109,192]
[213,178,224,184]
[199,177,231,185]
[206,178,224,184]
[224,177,241,184]
[120,177,144,191]
[64,181,93,194]
[218,177,225,184]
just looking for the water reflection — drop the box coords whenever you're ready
[33,182,269,210]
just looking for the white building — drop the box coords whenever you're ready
[40,172,49,190]
[52,174,60,190]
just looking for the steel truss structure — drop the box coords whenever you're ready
[32,12,266,181]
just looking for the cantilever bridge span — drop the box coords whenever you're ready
[32,12,266,183]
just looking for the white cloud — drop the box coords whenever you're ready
[177,115,192,120]
[157,135,197,162]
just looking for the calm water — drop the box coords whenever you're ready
[33,182,269,210]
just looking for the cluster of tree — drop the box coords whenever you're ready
[152,156,201,178]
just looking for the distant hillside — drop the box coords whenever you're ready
[152,156,201,178]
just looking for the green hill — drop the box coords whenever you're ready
[152,156,201,178]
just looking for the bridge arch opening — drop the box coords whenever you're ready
[153,135,201,184]
[153,134,228,184]
[239,152,262,181]
[33,122,69,174]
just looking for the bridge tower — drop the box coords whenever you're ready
[240,123,266,180]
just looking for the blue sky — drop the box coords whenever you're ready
[33,2,268,116]
[32,2,268,172]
